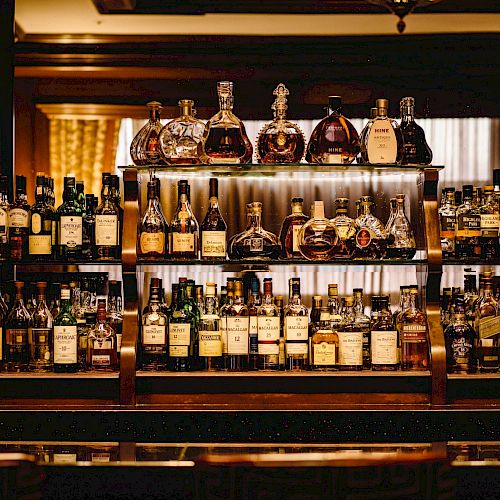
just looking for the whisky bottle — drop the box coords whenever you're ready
[199,81,253,164]
[0,176,9,261]
[328,284,343,332]
[9,175,29,261]
[284,279,309,370]
[130,101,165,166]
[28,174,54,260]
[57,177,83,261]
[247,277,261,370]
[336,296,363,371]
[225,279,249,371]
[464,270,478,327]
[53,284,78,373]
[256,83,305,163]
[275,294,286,370]
[330,198,356,259]
[310,307,339,370]
[371,296,399,371]
[399,97,433,165]
[95,173,120,261]
[4,281,30,372]
[200,178,227,261]
[257,278,280,370]
[87,299,118,372]
[220,278,235,369]
[306,95,360,164]
[439,187,456,259]
[82,194,97,260]
[170,180,199,260]
[455,185,481,261]
[385,193,416,259]
[278,197,309,259]
[479,186,499,260]
[28,282,53,372]
[198,283,223,371]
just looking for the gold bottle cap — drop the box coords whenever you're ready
[248,202,262,215]
[483,185,494,193]
[205,283,217,296]
[147,101,162,109]
[345,296,354,306]
[376,98,389,109]
[328,284,338,296]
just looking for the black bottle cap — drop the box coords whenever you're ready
[102,172,111,186]
[178,180,189,195]
[16,175,26,191]
[209,178,218,197]
[462,185,473,198]
[328,96,342,111]
[493,169,500,187]
[110,175,120,189]
[291,197,303,203]
[76,181,84,193]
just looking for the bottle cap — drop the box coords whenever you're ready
[376,98,389,109]
[291,197,303,204]
[400,97,415,107]
[147,101,162,109]
[16,175,26,191]
[328,96,342,111]
[205,283,216,296]
[493,169,500,187]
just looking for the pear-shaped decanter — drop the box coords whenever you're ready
[130,101,165,166]
[257,83,305,163]
[386,193,416,259]
[330,198,356,259]
[159,99,205,165]
[198,81,253,164]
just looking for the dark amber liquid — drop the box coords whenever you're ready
[258,133,305,163]
[204,127,246,159]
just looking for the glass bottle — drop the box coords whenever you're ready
[463,270,479,327]
[169,180,199,260]
[274,295,286,370]
[0,176,9,260]
[479,185,500,260]
[399,97,433,165]
[159,99,206,165]
[57,177,83,261]
[28,174,54,260]
[284,278,309,371]
[256,83,305,163]
[441,288,453,331]
[200,178,227,261]
[298,201,338,261]
[439,187,456,260]
[110,175,123,254]
[9,175,29,261]
[247,277,261,371]
[87,299,118,372]
[225,279,249,371]
[28,282,53,372]
[444,294,477,374]
[95,173,120,261]
[353,289,371,370]
[336,296,363,371]
[455,185,481,261]
[130,101,165,166]
[199,81,253,164]
[310,307,339,370]
[220,278,235,369]
[82,195,97,260]
[278,197,309,259]
[360,98,403,164]
[4,281,30,372]
[53,284,79,373]
[330,198,356,259]
[306,95,360,164]
[107,281,123,357]
[257,278,280,371]
[198,282,223,371]
[385,193,416,259]
[230,202,280,260]
[371,296,399,371]
[328,284,343,332]
[75,181,85,212]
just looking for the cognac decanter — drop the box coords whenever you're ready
[130,101,165,166]
[386,193,416,259]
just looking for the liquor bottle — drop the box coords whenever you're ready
[28,174,54,260]
[454,190,462,208]
[141,278,168,370]
[220,278,235,369]
[353,289,371,369]
[310,307,339,370]
[230,202,280,260]
[9,175,29,261]
[275,295,285,370]
[95,173,120,261]
[0,176,9,260]
[199,81,253,164]
[444,294,477,374]
[257,278,280,370]
[4,281,30,371]
[107,281,123,356]
[306,95,360,164]
[82,194,97,260]
[398,286,429,371]
[399,97,433,165]
[297,201,338,260]
[195,285,204,316]
[439,187,456,259]
[28,282,53,372]
[159,99,205,165]
[75,181,85,211]
[86,299,117,372]
[464,270,478,327]
[360,98,403,164]
[330,198,356,259]
[371,296,399,371]
[109,175,123,251]
[441,288,453,331]
[284,278,309,370]
[53,284,78,373]
[247,277,261,370]
[225,279,249,371]
[328,284,343,332]
[130,101,165,166]
[170,180,199,260]
[200,178,227,261]
[57,177,83,261]
[479,185,500,260]
[278,197,309,259]
[337,294,365,371]
[455,185,481,261]
[219,286,227,309]
[198,282,223,371]
[256,83,305,163]
[385,193,416,259]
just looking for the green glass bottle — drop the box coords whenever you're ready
[53,284,78,373]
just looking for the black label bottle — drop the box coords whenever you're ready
[57,177,83,261]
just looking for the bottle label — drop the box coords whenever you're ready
[116,333,122,353]
[53,325,78,364]
[91,453,111,463]
[226,317,249,354]
[480,214,499,237]
[221,317,228,354]
[243,237,264,252]
[456,214,481,238]
[0,208,7,235]
[30,328,51,347]
[9,208,29,228]
[440,215,456,239]
[213,157,241,164]
[324,153,342,164]
[95,215,118,246]
[6,328,28,345]
[478,316,500,339]
[51,220,57,245]
[337,331,363,366]
[172,233,195,253]
[366,120,398,163]
[371,330,398,365]
[201,230,226,257]
[169,345,188,357]
[284,316,308,354]
[257,316,280,355]
[59,216,83,247]
[313,342,336,365]
[451,338,472,364]
[249,316,258,354]
[140,232,165,254]
[53,454,77,464]
[92,354,111,366]
[199,330,222,357]
[29,235,52,255]
[31,213,42,234]
[169,323,191,346]
[355,228,374,249]
[292,225,302,253]
[142,324,166,345]
[401,324,427,341]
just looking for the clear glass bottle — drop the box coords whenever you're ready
[399,97,433,165]
[198,282,223,371]
[297,201,338,261]
[353,289,372,370]
[306,96,360,164]
[310,307,339,370]
[371,296,399,371]
[328,284,343,332]
[455,184,481,261]
[278,197,309,259]
[130,101,165,166]
[9,175,29,261]
[95,173,120,261]
[87,299,118,372]
[29,174,54,261]
[439,187,456,260]
[199,81,253,164]
[385,193,416,259]
[28,282,53,372]
[257,278,281,371]
[57,177,83,261]
[330,198,356,259]
[225,279,249,371]
[479,185,500,260]
[200,178,227,261]
[0,175,9,261]
[257,83,305,163]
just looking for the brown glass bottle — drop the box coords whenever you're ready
[278,197,309,259]
[200,178,227,261]
[0,176,9,261]
[257,278,280,371]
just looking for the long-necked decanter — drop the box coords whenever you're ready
[330,198,356,259]
[159,99,205,165]
[199,81,253,164]
[256,83,305,163]
[385,193,416,259]
[130,101,165,166]
[306,96,360,164]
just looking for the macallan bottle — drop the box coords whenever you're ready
[278,197,309,259]
[257,278,281,371]
[225,279,249,371]
[310,307,339,370]
[200,178,227,261]
[371,296,399,371]
[95,173,120,261]
[28,282,53,372]
[0,176,9,261]
[247,277,261,370]
[57,177,83,261]
[284,279,309,370]
[198,283,223,371]
[29,174,54,261]
[9,175,29,261]
[130,101,165,166]
[87,299,118,372]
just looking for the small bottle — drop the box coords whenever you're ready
[0,176,9,261]
[200,178,227,261]
[330,198,356,259]
[29,174,54,260]
[95,173,120,261]
[337,296,364,371]
[225,279,249,371]
[28,282,53,372]
[455,185,481,261]
[87,299,118,372]
[479,185,500,260]
[57,177,83,261]
[278,197,309,259]
[198,283,223,371]
[257,278,281,371]
[130,101,165,166]
[371,296,399,371]
[385,193,416,259]
[9,175,30,261]
[439,187,456,260]
[310,307,339,370]
[306,96,360,164]
[284,279,309,370]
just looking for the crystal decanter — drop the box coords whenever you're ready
[256,83,305,163]
[159,99,205,165]
[330,198,356,259]
[130,101,165,166]
[198,81,253,164]
[385,193,416,259]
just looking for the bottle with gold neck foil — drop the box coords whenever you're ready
[130,101,165,166]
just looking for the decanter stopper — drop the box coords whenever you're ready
[217,81,234,109]
[272,83,289,119]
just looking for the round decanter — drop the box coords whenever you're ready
[130,101,165,166]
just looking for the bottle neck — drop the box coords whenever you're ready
[353,294,364,314]
[360,203,373,215]
[291,203,303,215]
[401,105,415,122]
[219,95,234,112]
[204,295,217,315]
[249,212,263,231]
[15,189,27,203]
